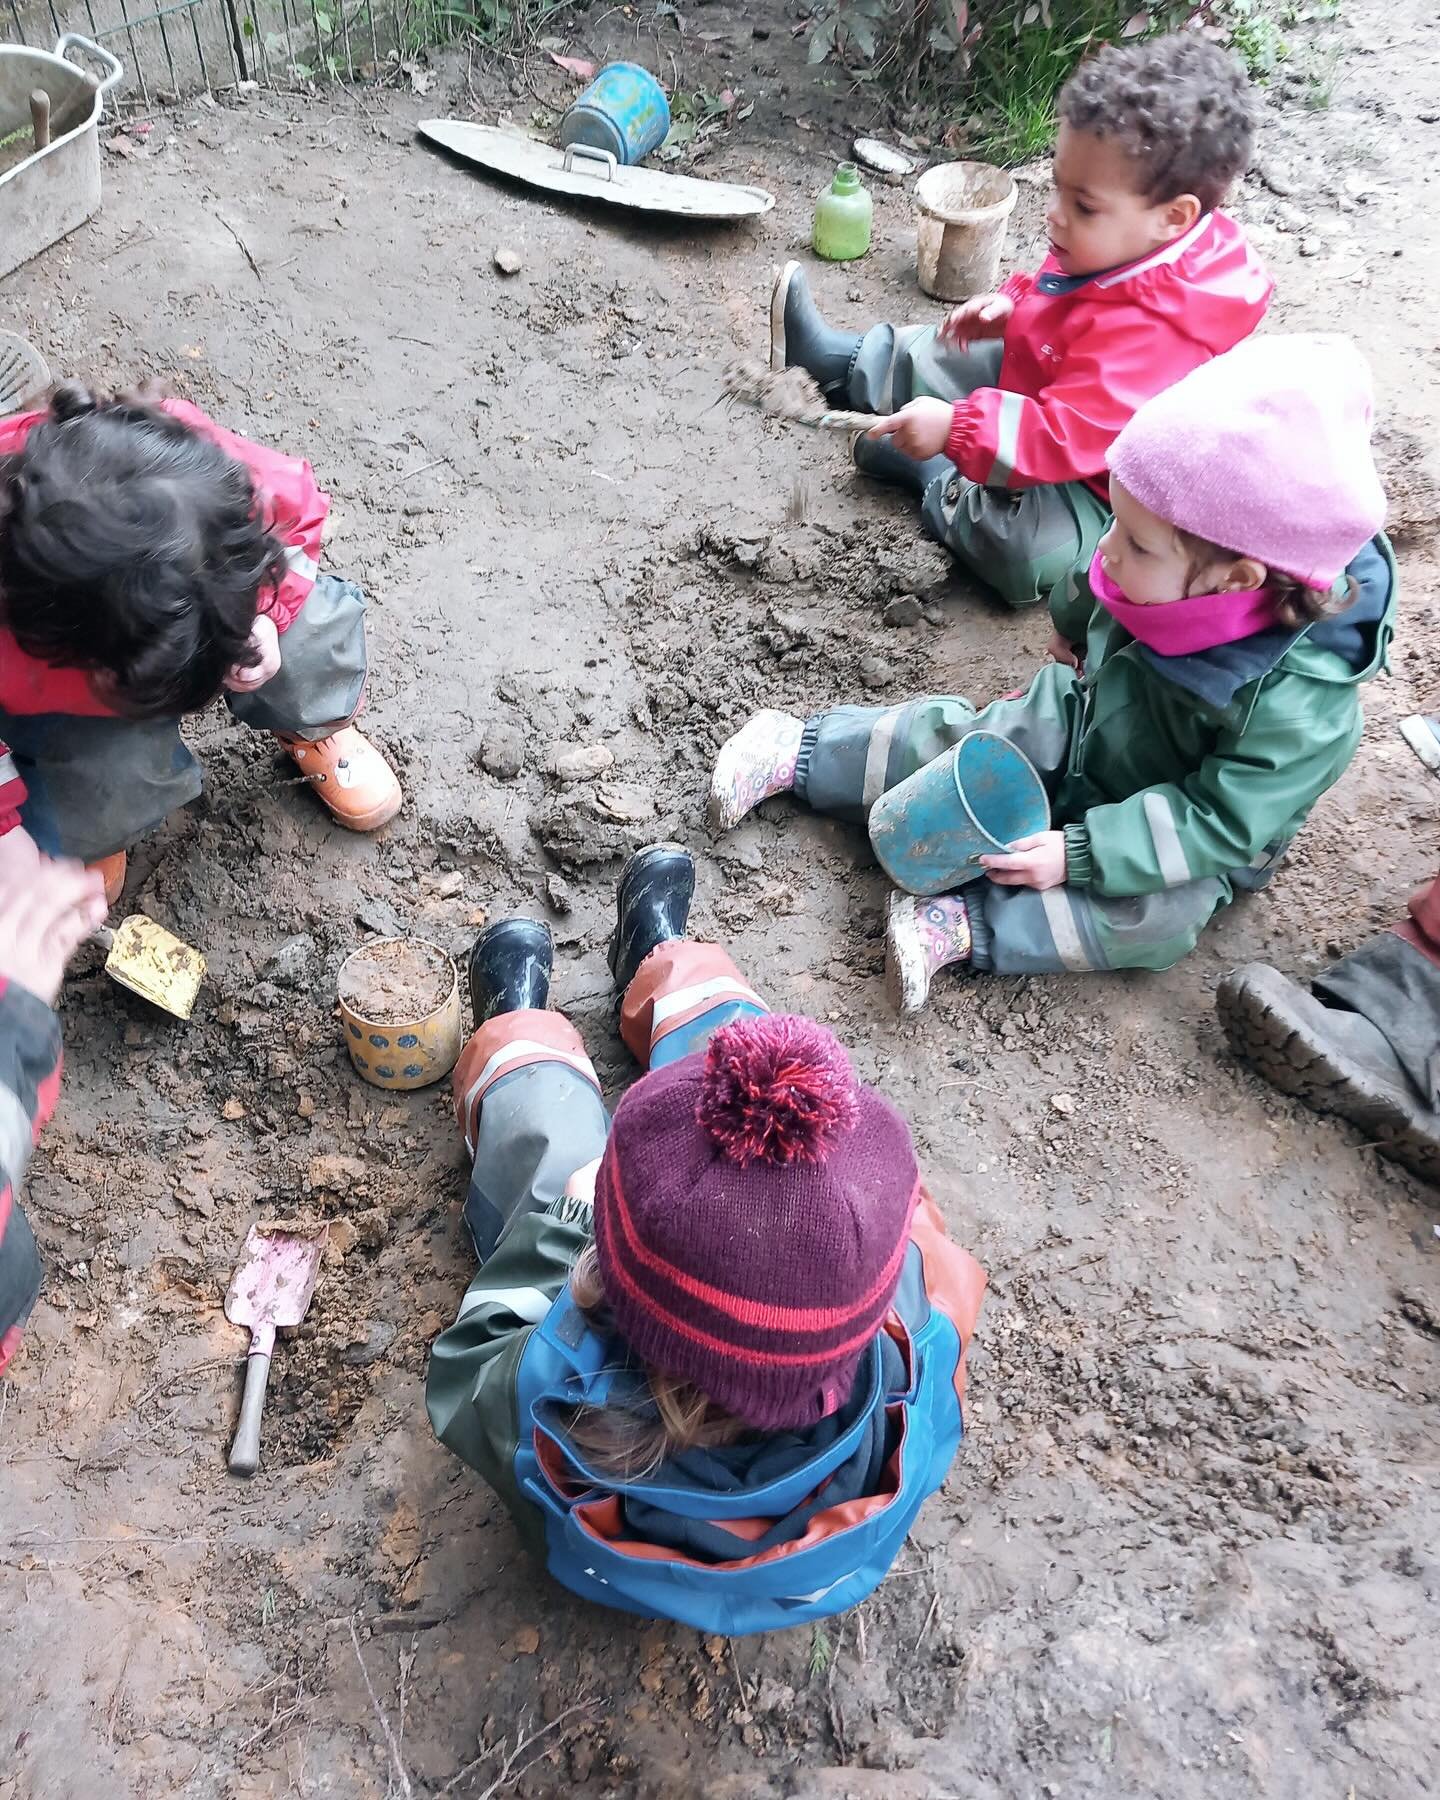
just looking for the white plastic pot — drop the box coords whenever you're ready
[0,34,124,283]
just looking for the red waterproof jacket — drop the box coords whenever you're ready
[944,211,1274,495]
[0,399,331,832]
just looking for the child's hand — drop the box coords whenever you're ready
[224,615,282,693]
[938,293,1014,347]
[0,854,107,1007]
[980,830,1067,891]
[1046,631,1082,672]
[866,398,953,462]
[0,826,41,886]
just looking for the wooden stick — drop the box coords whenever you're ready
[30,90,51,152]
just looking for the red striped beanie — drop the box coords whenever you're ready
[592,1015,920,1431]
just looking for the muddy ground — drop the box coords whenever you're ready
[2,1,1438,1795]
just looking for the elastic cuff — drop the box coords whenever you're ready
[793,718,823,801]
[1062,823,1093,888]
[944,402,975,474]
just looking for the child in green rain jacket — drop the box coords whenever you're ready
[709,334,1395,1008]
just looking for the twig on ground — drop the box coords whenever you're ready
[913,1590,941,1654]
[437,1699,600,1798]
[348,1617,413,1800]
[215,212,263,282]
[398,1642,416,1758]
[130,1356,244,1412]
[727,1636,747,1709]
[396,456,450,485]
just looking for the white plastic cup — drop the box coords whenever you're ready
[915,161,1018,302]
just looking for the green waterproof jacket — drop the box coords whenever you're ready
[1046,535,1396,896]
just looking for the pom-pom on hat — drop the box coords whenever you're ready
[1107,332,1386,590]
[593,1014,920,1432]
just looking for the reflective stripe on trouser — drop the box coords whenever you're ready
[794,673,1235,974]
[449,941,768,1260]
[967,874,1234,975]
[451,1009,608,1261]
[619,940,768,1071]
[846,323,1109,610]
[795,666,1085,826]
[0,573,371,861]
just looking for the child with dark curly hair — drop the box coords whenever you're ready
[0,385,401,900]
[771,33,1273,609]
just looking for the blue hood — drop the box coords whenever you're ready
[1138,534,1394,710]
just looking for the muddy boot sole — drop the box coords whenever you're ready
[1217,963,1440,1187]
[0,332,49,413]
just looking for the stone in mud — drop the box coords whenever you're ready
[858,654,895,690]
[593,783,655,825]
[479,721,526,780]
[531,790,657,867]
[356,896,405,938]
[309,1153,368,1197]
[342,1319,397,1365]
[264,933,318,989]
[545,872,574,914]
[550,744,615,783]
[493,246,522,275]
[882,593,923,627]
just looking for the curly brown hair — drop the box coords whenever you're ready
[1059,33,1258,213]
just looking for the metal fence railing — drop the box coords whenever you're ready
[2,0,424,104]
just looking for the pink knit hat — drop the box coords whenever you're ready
[1107,333,1386,590]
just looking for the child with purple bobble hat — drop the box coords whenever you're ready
[710,334,1394,1006]
[427,846,986,1632]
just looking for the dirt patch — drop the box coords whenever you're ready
[337,936,456,1024]
[1,3,1438,1797]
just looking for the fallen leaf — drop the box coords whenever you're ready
[511,1624,540,1656]
[549,52,596,78]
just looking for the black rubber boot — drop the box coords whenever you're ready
[852,430,954,500]
[467,917,553,1027]
[608,843,695,995]
[1217,962,1440,1185]
[770,261,862,403]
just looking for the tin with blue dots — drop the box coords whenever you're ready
[336,935,462,1093]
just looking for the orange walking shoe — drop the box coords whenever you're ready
[276,726,402,833]
[89,850,127,908]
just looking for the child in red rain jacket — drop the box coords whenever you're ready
[0,384,401,903]
[770,34,1272,609]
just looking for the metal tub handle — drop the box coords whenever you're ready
[561,143,617,182]
[55,33,125,102]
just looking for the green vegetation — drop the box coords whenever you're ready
[803,0,1339,163]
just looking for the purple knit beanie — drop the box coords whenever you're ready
[1108,332,1386,589]
[592,1015,920,1432]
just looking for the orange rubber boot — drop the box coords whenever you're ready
[89,851,127,908]
[275,726,402,833]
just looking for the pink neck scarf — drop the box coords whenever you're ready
[1089,553,1285,657]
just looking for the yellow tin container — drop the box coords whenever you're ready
[336,936,462,1091]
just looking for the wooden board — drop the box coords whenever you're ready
[417,121,775,222]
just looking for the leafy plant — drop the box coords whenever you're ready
[801,0,1321,160]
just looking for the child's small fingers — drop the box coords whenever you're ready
[866,415,902,439]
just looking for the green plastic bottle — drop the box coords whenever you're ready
[812,162,873,261]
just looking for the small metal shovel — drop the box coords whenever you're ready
[225,1221,328,1476]
[95,914,206,1020]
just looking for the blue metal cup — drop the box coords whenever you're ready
[868,731,1051,895]
[558,62,671,166]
